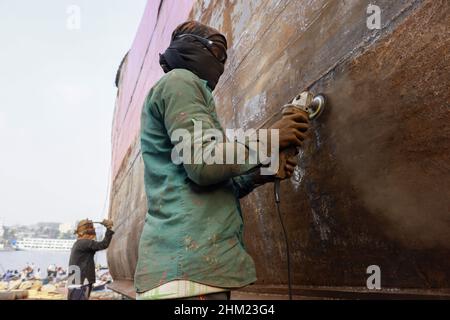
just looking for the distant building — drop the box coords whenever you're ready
[58,223,73,234]
[36,222,60,229]
[15,238,75,251]
[0,219,4,250]
[0,218,4,240]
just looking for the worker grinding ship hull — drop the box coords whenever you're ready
[134,21,311,300]
[67,219,114,300]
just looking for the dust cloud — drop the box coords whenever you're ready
[319,69,450,249]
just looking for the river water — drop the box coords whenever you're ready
[0,250,107,275]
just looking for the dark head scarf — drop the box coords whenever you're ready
[159,21,228,90]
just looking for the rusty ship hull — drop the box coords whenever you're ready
[108,0,450,299]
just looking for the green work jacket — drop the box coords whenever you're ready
[135,68,260,293]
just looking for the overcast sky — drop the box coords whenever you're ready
[0,0,147,225]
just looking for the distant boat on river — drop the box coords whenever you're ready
[15,238,75,251]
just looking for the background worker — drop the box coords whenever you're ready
[68,218,114,300]
[134,21,310,300]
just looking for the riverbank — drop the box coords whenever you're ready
[0,287,122,300]
[0,249,113,300]
[0,279,121,300]
[0,249,106,273]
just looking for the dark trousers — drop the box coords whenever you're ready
[67,284,93,300]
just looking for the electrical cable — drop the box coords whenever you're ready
[274,179,292,300]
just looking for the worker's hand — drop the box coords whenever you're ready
[276,151,299,180]
[252,152,299,184]
[282,154,298,179]
[269,108,310,150]
[101,219,113,229]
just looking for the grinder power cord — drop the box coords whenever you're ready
[274,91,326,300]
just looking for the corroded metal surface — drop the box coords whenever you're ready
[111,0,195,178]
[108,0,450,294]
[190,0,450,290]
[107,0,195,280]
[107,139,147,280]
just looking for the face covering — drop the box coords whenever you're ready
[159,34,227,90]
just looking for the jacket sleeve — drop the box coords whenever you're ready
[232,174,257,199]
[232,169,273,198]
[159,71,261,186]
[86,229,114,252]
